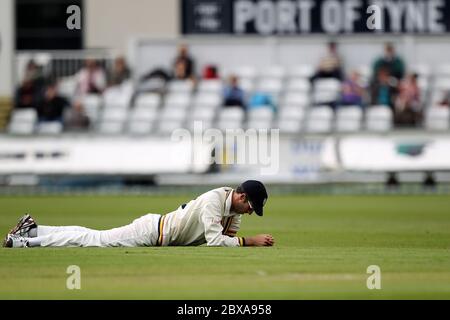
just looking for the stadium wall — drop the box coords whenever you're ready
[85,0,179,53]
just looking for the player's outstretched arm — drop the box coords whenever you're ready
[244,234,275,247]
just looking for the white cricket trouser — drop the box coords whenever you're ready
[34,214,161,247]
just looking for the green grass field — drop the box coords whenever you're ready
[0,194,449,299]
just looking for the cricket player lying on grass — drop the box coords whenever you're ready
[3,180,274,248]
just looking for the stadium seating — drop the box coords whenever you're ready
[425,106,450,131]
[8,109,37,135]
[247,107,274,130]
[197,80,223,94]
[127,106,158,135]
[217,107,245,131]
[81,94,102,123]
[134,93,161,109]
[365,105,393,132]
[286,78,311,93]
[8,54,450,137]
[312,79,342,105]
[98,107,128,135]
[282,92,310,107]
[167,80,194,94]
[157,105,187,135]
[288,65,315,78]
[276,106,305,134]
[306,106,334,134]
[259,66,286,79]
[36,121,63,135]
[186,105,216,131]
[335,106,363,133]
[192,92,222,109]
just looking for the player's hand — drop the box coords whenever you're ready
[247,234,275,246]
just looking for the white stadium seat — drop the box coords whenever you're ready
[217,107,245,130]
[127,105,157,135]
[129,106,158,122]
[197,80,224,94]
[425,106,450,131]
[238,78,254,93]
[36,122,63,135]
[97,121,125,135]
[286,78,312,93]
[8,109,37,135]
[289,65,315,78]
[257,78,283,95]
[312,79,342,105]
[233,66,257,79]
[186,106,217,131]
[192,92,222,108]
[127,121,154,135]
[103,87,132,109]
[167,80,194,93]
[306,106,334,134]
[247,107,274,130]
[164,93,191,109]
[81,94,102,122]
[134,93,161,109]
[277,106,305,134]
[259,66,286,79]
[57,76,77,100]
[335,106,363,133]
[282,92,310,107]
[365,105,393,132]
[434,64,450,77]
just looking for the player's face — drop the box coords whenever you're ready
[234,193,254,215]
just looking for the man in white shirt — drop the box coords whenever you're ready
[3,180,274,248]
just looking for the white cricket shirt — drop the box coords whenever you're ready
[157,187,244,247]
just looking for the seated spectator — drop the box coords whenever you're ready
[138,68,171,94]
[310,41,343,83]
[36,82,70,123]
[340,71,365,107]
[172,44,195,80]
[64,100,90,131]
[394,73,422,127]
[373,43,406,83]
[202,65,219,79]
[370,68,398,109]
[14,60,45,110]
[108,56,131,86]
[75,59,107,96]
[223,75,245,109]
[248,91,276,113]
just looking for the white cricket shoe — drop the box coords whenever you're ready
[2,234,29,248]
[8,214,37,237]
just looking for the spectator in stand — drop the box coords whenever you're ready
[373,43,406,83]
[108,56,131,87]
[394,73,422,127]
[75,59,107,96]
[64,100,91,131]
[202,65,219,80]
[310,41,343,83]
[36,81,70,123]
[370,68,398,109]
[172,44,195,81]
[223,75,246,109]
[248,91,276,113]
[340,70,366,108]
[14,60,45,110]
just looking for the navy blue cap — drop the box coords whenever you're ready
[240,180,268,216]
